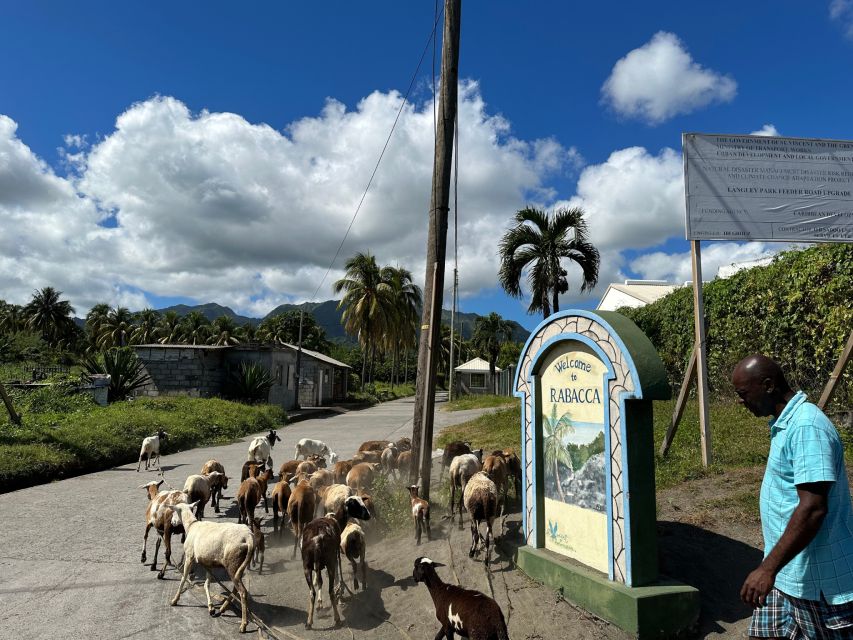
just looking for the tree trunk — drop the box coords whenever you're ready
[360,344,367,390]
[552,285,560,316]
[553,458,566,501]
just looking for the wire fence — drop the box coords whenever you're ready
[0,362,72,384]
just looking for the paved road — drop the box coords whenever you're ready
[0,397,503,640]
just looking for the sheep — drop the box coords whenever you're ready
[301,495,372,629]
[140,481,187,579]
[294,437,332,461]
[482,454,509,516]
[346,462,377,492]
[408,485,431,545]
[449,453,482,525]
[412,557,509,640]
[136,429,169,472]
[169,502,256,634]
[236,468,273,525]
[340,521,367,591]
[287,479,317,558]
[351,449,381,465]
[200,460,229,513]
[240,460,266,483]
[357,439,392,453]
[250,517,265,573]
[270,479,292,537]
[332,460,353,484]
[380,444,398,477]
[319,483,355,517]
[441,440,472,477]
[463,471,499,565]
[396,450,413,479]
[183,471,224,520]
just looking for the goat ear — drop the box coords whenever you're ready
[431,561,446,568]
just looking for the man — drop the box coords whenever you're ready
[733,354,853,638]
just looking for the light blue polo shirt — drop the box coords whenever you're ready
[759,391,853,604]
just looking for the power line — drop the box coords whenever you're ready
[309,6,445,301]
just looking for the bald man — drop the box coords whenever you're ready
[733,355,853,638]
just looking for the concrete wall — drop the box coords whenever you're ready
[225,348,298,411]
[597,288,643,311]
[134,347,227,398]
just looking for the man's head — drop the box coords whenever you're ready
[731,355,793,418]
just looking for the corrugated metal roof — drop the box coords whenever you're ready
[133,343,351,368]
[454,357,500,373]
[282,344,351,369]
[133,344,230,350]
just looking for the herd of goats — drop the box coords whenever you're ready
[135,428,521,639]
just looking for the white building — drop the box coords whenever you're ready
[454,357,501,396]
[596,280,679,312]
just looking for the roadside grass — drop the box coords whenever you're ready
[347,382,416,405]
[0,387,285,492]
[434,397,853,492]
[443,394,514,412]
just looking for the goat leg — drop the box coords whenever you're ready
[141,523,151,563]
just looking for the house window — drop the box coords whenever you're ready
[470,373,486,388]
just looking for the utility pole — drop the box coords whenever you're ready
[409,0,461,500]
[448,268,458,401]
[0,381,21,425]
[294,308,304,410]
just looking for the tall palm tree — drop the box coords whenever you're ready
[85,303,111,348]
[157,311,184,344]
[381,265,422,389]
[333,252,393,385]
[97,307,134,348]
[238,322,258,344]
[499,206,600,319]
[0,302,24,334]
[543,404,575,501]
[181,311,211,345]
[472,312,513,393]
[23,287,76,345]
[131,309,161,345]
[210,315,241,346]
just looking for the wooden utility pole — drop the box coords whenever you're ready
[0,381,21,425]
[410,0,462,499]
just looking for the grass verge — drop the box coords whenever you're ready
[0,386,285,492]
[347,382,416,405]
[443,394,514,412]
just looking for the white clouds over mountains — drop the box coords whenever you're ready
[0,85,576,315]
[601,32,737,124]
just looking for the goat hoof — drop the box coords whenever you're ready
[150,564,158,571]
[140,554,146,563]
[468,550,475,558]
[211,610,222,618]
[334,619,342,629]
[157,571,166,580]
[304,623,312,630]
[240,623,248,633]
[208,608,216,616]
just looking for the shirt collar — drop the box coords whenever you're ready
[768,390,807,432]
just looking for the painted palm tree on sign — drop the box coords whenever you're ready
[333,252,393,385]
[543,403,575,502]
[499,207,600,319]
[472,312,513,393]
[23,287,76,346]
[131,309,161,345]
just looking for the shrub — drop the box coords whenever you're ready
[81,347,150,401]
[225,361,275,403]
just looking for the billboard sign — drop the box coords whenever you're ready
[684,133,853,242]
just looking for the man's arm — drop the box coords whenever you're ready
[740,481,830,607]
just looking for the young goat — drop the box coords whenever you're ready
[250,517,265,573]
[240,460,265,483]
[270,479,292,537]
[287,479,317,558]
[482,454,509,516]
[449,453,482,526]
[408,485,431,545]
[301,495,372,629]
[340,521,367,592]
[396,450,413,479]
[140,480,186,579]
[200,460,229,513]
[183,471,224,520]
[236,468,273,525]
[412,557,509,640]
[136,429,169,472]
[279,459,301,483]
[169,502,256,634]
[463,471,499,565]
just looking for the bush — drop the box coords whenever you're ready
[225,361,275,403]
[81,347,150,401]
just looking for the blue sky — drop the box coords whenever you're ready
[2,1,853,329]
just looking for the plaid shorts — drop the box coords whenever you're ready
[748,588,853,639]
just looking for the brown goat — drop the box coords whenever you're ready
[408,485,431,544]
[357,440,392,453]
[340,521,367,591]
[250,517,265,573]
[332,460,353,484]
[140,480,186,579]
[501,448,522,498]
[441,440,472,476]
[309,468,334,492]
[240,460,265,483]
[287,479,317,559]
[270,480,292,537]
[346,462,377,492]
[237,468,273,525]
[200,460,229,513]
[279,459,301,483]
[396,450,413,479]
[482,454,509,516]
[395,436,412,452]
[351,450,381,465]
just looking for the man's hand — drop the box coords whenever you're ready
[740,566,776,607]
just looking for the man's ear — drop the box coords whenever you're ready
[762,377,775,394]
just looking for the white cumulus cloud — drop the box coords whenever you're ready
[630,242,782,284]
[601,31,737,124]
[831,0,853,37]
[750,124,780,136]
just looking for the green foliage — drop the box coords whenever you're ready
[567,431,604,470]
[225,361,275,403]
[621,244,853,408]
[497,341,522,370]
[0,395,285,491]
[257,311,330,353]
[444,394,514,411]
[81,347,150,401]
[436,404,523,453]
[369,473,414,532]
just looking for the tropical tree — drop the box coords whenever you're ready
[181,311,211,345]
[85,303,111,348]
[157,311,183,344]
[472,312,513,393]
[131,308,161,345]
[543,404,575,501]
[238,322,258,343]
[333,252,393,384]
[97,307,134,349]
[0,302,24,335]
[210,315,241,346]
[22,287,76,346]
[82,347,150,401]
[257,311,329,353]
[381,265,421,389]
[499,206,600,319]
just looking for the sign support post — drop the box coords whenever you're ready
[818,329,853,410]
[690,241,712,466]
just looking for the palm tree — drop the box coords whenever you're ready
[499,206,600,319]
[0,302,24,334]
[472,312,513,393]
[157,311,183,344]
[543,404,575,501]
[238,322,258,344]
[97,307,134,348]
[333,252,393,385]
[381,265,422,389]
[131,309,161,345]
[210,315,241,346]
[85,303,111,347]
[181,311,211,345]
[23,287,76,345]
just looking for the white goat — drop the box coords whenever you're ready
[247,429,280,466]
[169,502,256,633]
[294,437,333,461]
[136,429,169,472]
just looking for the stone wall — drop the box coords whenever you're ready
[134,347,227,398]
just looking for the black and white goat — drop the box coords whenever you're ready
[412,556,509,640]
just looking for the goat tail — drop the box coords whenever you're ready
[234,536,255,583]
[237,494,247,523]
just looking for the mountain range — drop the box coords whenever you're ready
[154,300,530,343]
